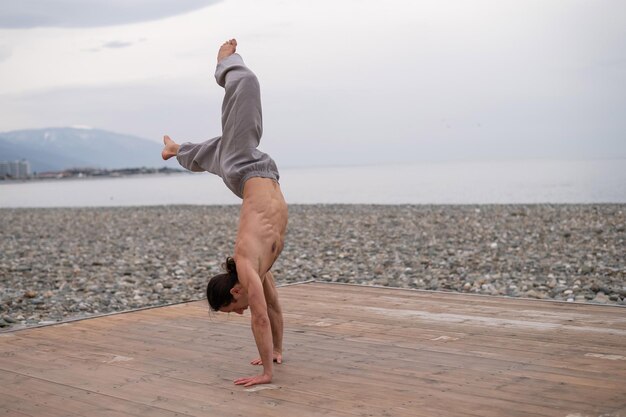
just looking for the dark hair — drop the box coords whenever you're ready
[206,257,239,311]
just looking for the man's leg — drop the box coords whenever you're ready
[162,134,223,176]
[175,136,223,176]
[161,40,263,179]
[213,40,264,168]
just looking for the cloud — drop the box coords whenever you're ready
[0,0,222,29]
[84,38,145,53]
[102,40,134,49]
[0,77,222,145]
[3,73,625,169]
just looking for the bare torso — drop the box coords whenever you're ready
[234,177,288,278]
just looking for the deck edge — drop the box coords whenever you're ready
[0,280,319,334]
[3,279,622,334]
[308,280,626,309]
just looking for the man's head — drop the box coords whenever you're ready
[206,257,249,314]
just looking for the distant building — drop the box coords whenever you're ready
[0,160,31,178]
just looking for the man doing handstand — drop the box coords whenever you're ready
[161,39,288,388]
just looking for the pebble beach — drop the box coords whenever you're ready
[1,204,624,331]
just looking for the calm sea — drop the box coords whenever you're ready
[1,160,625,207]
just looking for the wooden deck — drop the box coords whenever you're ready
[0,282,625,417]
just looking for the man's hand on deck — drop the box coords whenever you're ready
[234,373,272,387]
[251,349,282,365]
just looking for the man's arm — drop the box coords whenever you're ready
[251,271,284,365]
[233,260,274,387]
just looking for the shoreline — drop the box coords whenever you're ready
[0,170,189,185]
[1,204,624,331]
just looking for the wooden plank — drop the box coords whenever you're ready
[1,282,624,417]
[6,330,616,414]
[0,411,32,417]
[0,369,187,417]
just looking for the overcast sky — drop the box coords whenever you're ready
[0,0,624,167]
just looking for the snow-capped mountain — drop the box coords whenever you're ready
[0,127,168,172]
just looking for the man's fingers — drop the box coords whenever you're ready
[234,376,261,387]
[234,373,271,387]
[234,377,253,385]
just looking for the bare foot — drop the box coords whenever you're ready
[161,135,180,160]
[217,39,237,63]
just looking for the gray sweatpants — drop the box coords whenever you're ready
[176,53,279,199]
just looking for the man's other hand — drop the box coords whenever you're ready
[250,349,282,365]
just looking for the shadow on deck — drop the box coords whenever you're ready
[1,282,625,417]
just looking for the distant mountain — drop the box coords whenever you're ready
[0,127,168,172]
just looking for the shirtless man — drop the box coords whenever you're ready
[161,39,288,387]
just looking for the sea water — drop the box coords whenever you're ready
[1,159,625,207]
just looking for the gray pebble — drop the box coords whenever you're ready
[592,292,609,304]
[0,204,624,331]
